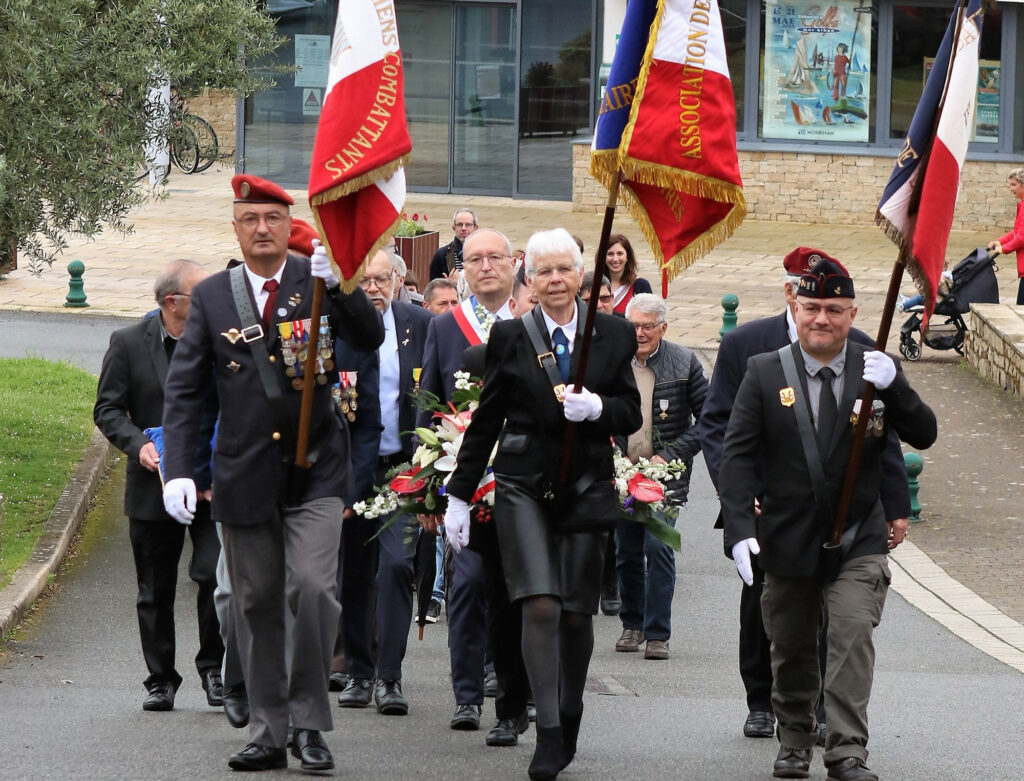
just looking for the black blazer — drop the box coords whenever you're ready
[697,311,912,526]
[332,345,381,508]
[446,305,641,502]
[94,315,214,521]
[161,255,384,525]
[417,308,477,420]
[720,341,937,577]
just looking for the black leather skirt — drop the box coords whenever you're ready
[493,473,607,614]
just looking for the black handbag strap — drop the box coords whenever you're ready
[229,265,293,451]
[778,345,833,519]
[522,308,567,402]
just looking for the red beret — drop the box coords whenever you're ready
[231,174,294,206]
[288,218,319,257]
[783,247,847,276]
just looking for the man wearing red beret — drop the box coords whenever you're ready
[161,174,384,773]
[720,258,935,780]
[697,248,912,745]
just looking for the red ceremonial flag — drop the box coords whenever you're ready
[591,0,745,283]
[309,1,412,291]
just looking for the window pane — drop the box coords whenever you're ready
[721,0,746,129]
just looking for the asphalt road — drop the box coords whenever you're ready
[0,310,133,375]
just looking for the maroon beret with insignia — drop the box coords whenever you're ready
[231,174,294,206]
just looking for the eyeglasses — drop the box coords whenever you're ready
[463,253,510,268]
[170,292,191,299]
[796,301,855,318]
[581,294,613,304]
[630,321,664,333]
[236,212,288,230]
[454,221,477,229]
[358,273,394,289]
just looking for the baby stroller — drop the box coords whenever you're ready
[898,247,1000,361]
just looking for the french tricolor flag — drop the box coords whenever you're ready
[309,1,412,290]
[592,0,745,283]
[877,0,984,322]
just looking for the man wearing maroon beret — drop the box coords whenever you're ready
[697,247,912,744]
[161,174,384,773]
[720,259,936,781]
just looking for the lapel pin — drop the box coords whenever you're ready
[227,361,241,372]
[221,328,243,344]
[288,293,302,306]
[779,387,795,407]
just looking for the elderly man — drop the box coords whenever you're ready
[422,278,459,315]
[334,248,434,714]
[161,175,383,774]
[430,208,478,280]
[445,227,640,780]
[697,247,912,741]
[580,271,615,316]
[613,294,707,660]
[95,259,222,713]
[721,258,936,781]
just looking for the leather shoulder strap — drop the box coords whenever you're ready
[777,345,833,518]
[523,309,566,401]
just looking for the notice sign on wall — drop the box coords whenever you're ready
[294,34,331,88]
[302,88,323,118]
[761,0,872,142]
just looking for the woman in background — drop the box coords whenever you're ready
[987,167,1024,305]
[602,234,652,314]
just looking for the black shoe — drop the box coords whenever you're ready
[290,729,334,775]
[484,668,498,698]
[827,757,878,781]
[600,591,621,616]
[338,677,373,708]
[743,710,776,738]
[142,682,175,712]
[773,745,812,779]
[223,683,250,729]
[450,703,482,730]
[425,598,442,624]
[817,721,827,747]
[228,743,287,771]
[486,710,529,746]
[328,671,348,692]
[374,679,409,715]
[201,670,224,707]
[528,725,564,781]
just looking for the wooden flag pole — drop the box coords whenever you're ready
[295,277,326,468]
[557,173,621,487]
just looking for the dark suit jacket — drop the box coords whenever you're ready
[94,315,214,521]
[332,346,381,508]
[720,341,937,578]
[697,311,912,525]
[417,308,476,420]
[161,255,384,525]
[446,305,641,501]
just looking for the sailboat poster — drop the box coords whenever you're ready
[761,0,872,142]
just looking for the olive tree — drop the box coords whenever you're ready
[0,0,285,274]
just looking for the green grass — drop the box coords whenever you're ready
[0,358,97,587]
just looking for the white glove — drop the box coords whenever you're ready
[562,384,603,422]
[310,239,340,288]
[731,537,760,586]
[862,350,897,390]
[444,495,471,554]
[163,477,197,525]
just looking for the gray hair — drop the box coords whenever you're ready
[582,270,612,291]
[386,247,407,276]
[1008,167,1024,185]
[783,273,803,290]
[524,228,584,274]
[423,277,457,302]
[625,293,667,323]
[453,208,477,226]
[464,227,514,257]
[154,259,205,305]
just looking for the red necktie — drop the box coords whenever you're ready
[262,279,279,330]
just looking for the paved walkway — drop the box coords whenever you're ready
[2,165,1023,680]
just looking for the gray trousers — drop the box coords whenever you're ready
[222,497,343,748]
[762,554,890,766]
[214,523,243,689]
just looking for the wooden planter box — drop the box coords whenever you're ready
[394,231,440,289]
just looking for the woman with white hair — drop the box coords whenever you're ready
[444,228,641,780]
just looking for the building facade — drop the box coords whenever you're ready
[238,0,1023,226]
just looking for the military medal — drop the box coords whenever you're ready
[288,292,302,307]
[659,399,669,420]
[292,378,304,390]
[779,387,796,407]
[221,328,243,345]
[227,361,240,373]
[413,367,422,392]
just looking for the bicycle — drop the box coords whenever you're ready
[169,89,220,174]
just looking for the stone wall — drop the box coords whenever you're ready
[572,141,1015,233]
[965,304,1024,400]
[185,89,237,158]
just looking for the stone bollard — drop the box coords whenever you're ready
[719,294,739,340]
[65,259,89,308]
[904,452,924,522]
